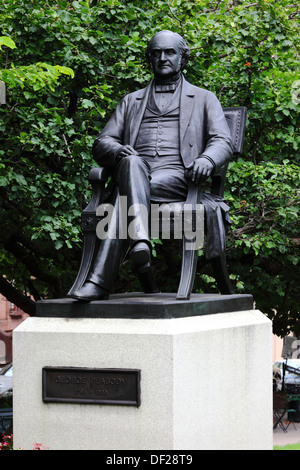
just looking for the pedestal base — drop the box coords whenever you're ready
[13,305,272,450]
[36,292,254,319]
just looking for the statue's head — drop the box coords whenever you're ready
[146,30,190,80]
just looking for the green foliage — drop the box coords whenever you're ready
[0,0,299,336]
[274,443,300,450]
[0,63,74,92]
[225,160,299,335]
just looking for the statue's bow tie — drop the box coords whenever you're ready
[155,83,176,93]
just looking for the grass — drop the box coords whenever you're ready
[274,443,300,450]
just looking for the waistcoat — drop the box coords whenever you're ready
[135,83,181,159]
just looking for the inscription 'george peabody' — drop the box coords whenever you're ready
[55,375,126,385]
[42,367,141,406]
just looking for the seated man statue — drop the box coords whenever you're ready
[70,30,233,301]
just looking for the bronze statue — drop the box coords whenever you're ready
[69,30,233,301]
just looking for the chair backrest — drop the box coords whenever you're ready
[223,107,247,154]
[210,107,247,197]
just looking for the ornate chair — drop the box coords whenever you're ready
[68,107,247,300]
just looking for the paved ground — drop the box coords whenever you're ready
[273,421,300,447]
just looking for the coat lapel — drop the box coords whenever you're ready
[129,80,153,146]
[180,77,195,143]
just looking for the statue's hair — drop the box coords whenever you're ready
[146,30,190,70]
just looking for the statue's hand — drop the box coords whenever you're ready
[117,145,139,158]
[187,157,214,185]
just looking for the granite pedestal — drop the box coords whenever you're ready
[13,294,273,450]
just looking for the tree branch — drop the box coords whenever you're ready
[4,237,62,294]
[0,276,36,316]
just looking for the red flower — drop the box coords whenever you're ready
[245,62,251,67]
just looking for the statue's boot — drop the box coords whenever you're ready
[69,281,110,301]
[130,241,159,294]
[130,241,151,268]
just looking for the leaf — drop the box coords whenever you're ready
[56,65,75,78]
[0,36,16,49]
[14,174,27,185]
[54,240,64,250]
[81,99,94,108]
[60,10,71,23]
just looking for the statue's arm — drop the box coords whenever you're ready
[92,98,128,167]
[200,91,233,170]
[186,91,233,185]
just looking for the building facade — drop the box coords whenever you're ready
[0,295,29,364]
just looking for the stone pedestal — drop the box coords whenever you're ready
[13,295,272,450]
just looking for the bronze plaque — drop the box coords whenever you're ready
[42,367,140,406]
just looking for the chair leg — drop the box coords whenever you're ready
[67,235,97,296]
[177,236,198,300]
[210,253,234,295]
[287,409,297,430]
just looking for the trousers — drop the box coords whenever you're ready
[87,154,188,290]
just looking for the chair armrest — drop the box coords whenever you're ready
[88,166,111,183]
[211,163,229,197]
[82,167,111,226]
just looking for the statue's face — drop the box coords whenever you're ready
[149,32,182,80]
